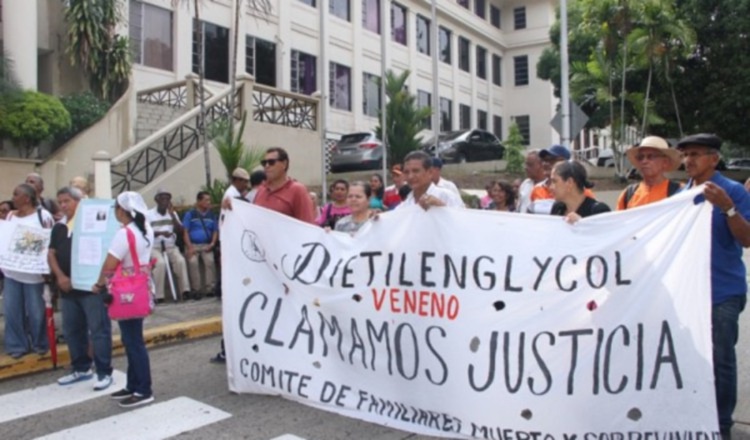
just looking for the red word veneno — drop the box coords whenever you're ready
[371,288,460,320]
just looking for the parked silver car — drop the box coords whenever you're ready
[329,132,383,172]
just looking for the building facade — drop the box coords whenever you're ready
[128,0,559,147]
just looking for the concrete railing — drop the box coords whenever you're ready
[38,80,135,196]
[95,74,323,199]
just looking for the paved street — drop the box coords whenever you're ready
[0,336,445,440]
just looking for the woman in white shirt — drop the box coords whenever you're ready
[2,184,53,358]
[92,192,155,408]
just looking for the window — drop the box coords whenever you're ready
[492,54,502,86]
[418,90,432,129]
[476,46,487,80]
[514,115,530,145]
[363,0,380,34]
[362,72,381,117]
[474,0,486,19]
[457,0,469,9]
[440,98,452,132]
[246,36,276,87]
[330,0,350,21]
[391,3,407,45]
[514,7,526,30]
[329,62,351,111]
[514,55,529,86]
[193,21,229,83]
[129,0,173,71]
[493,115,503,139]
[477,110,488,130]
[459,104,471,130]
[291,50,317,95]
[490,5,501,28]
[298,0,316,7]
[416,15,430,55]
[439,27,452,65]
[458,37,470,72]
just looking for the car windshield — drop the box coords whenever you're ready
[424,130,469,145]
[339,133,371,144]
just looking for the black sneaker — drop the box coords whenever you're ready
[210,352,226,364]
[110,389,133,400]
[119,393,154,408]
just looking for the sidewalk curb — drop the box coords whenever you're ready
[0,316,222,381]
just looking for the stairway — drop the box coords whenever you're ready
[135,102,187,144]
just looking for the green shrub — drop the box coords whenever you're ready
[55,92,110,145]
[504,123,525,175]
[0,91,71,157]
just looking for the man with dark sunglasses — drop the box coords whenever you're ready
[211,147,314,364]
[616,136,682,210]
[252,147,315,223]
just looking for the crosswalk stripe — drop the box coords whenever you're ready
[34,396,231,440]
[0,370,127,424]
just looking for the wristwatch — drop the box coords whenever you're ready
[725,206,737,217]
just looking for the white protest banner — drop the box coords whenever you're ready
[221,188,718,438]
[0,220,51,274]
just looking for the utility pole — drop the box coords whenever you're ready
[559,0,571,149]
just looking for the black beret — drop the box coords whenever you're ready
[676,133,722,150]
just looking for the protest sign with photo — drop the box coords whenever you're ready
[221,188,717,438]
[0,220,51,274]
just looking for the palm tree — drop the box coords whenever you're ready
[629,0,695,136]
[374,70,432,167]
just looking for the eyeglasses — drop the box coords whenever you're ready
[261,158,280,167]
[635,153,664,161]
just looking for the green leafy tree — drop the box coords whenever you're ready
[504,123,525,175]
[0,52,21,111]
[63,0,131,102]
[0,91,72,157]
[55,92,111,145]
[661,0,750,146]
[374,70,432,167]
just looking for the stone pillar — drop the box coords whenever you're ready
[185,73,199,108]
[92,151,112,199]
[2,0,38,90]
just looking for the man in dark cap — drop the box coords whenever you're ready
[677,133,750,439]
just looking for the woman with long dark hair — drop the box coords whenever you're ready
[485,180,517,212]
[549,161,610,222]
[369,174,386,211]
[92,192,155,408]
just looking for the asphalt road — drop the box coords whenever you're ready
[0,336,445,440]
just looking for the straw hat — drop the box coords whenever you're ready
[626,136,682,171]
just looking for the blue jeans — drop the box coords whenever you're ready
[118,318,152,397]
[3,278,47,355]
[61,294,113,378]
[712,295,746,434]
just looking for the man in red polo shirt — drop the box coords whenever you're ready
[253,147,315,223]
[212,147,314,363]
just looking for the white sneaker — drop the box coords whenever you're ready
[57,369,93,385]
[93,374,113,391]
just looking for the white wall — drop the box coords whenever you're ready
[128,0,557,143]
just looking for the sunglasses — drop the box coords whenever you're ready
[261,158,280,167]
